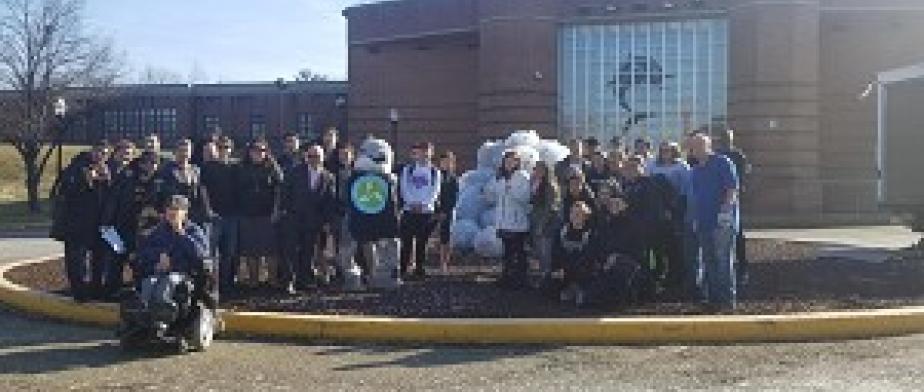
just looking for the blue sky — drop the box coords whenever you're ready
[84,0,372,82]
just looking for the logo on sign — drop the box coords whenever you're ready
[351,174,389,214]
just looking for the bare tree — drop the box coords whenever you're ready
[0,0,123,213]
[294,68,330,82]
[188,61,208,84]
[137,65,183,85]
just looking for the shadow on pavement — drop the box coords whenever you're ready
[320,345,560,371]
[0,339,157,375]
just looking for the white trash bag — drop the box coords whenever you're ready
[450,219,480,250]
[473,226,504,259]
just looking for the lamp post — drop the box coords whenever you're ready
[335,95,347,139]
[275,78,287,137]
[53,97,67,176]
[389,108,399,150]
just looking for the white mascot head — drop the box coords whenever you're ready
[354,137,394,174]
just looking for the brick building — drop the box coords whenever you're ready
[57,80,348,146]
[343,0,924,224]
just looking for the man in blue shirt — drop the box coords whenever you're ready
[687,132,739,311]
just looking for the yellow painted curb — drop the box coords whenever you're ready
[4,256,924,344]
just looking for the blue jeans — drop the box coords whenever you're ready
[683,225,703,301]
[694,225,737,308]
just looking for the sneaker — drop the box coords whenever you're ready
[574,289,586,307]
[559,286,575,302]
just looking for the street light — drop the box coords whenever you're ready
[53,97,67,176]
[389,108,399,149]
[335,95,347,140]
[275,78,287,138]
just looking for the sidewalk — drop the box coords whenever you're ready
[749,226,922,262]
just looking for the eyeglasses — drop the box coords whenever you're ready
[305,154,320,159]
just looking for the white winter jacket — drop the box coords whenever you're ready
[484,170,531,233]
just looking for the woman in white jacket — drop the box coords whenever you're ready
[484,150,532,289]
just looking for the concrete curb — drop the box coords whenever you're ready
[4,256,924,344]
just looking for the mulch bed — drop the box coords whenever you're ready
[7,239,924,317]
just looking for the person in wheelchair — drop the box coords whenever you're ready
[119,195,217,352]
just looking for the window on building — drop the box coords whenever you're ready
[102,108,178,141]
[297,113,315,140]
[250,114,266,139]
[204,115,221,134]
[559,18,728,143]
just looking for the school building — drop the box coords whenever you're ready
[342,0,924,224]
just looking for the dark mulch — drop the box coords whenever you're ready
[8,239,924,317]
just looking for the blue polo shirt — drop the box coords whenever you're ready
[689,154,739,232]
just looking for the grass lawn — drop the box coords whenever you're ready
[0,145,85,232]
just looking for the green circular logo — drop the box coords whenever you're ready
[351,174,389,214]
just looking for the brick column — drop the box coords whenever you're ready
[728,0,824,223]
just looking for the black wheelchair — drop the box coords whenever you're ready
[116,258,219,354]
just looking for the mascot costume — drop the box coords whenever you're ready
[338,137,402,290]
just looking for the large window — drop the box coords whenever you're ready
[298,113,315,140]
[103,108,177,140]
[250,114,266,139]
[559,19,728,143]
[204,115,221,134]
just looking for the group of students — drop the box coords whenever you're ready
[50,125,746,311]
[50,127,464,301]
[485,131,748,310]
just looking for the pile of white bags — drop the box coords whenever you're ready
[450,130,570,258]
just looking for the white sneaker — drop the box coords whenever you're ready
[574,289,586,307]
[560,286,575,302]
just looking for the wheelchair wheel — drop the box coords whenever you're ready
[118,324,144,352]
[188,304,215,352]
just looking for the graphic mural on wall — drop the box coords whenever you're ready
[559,19,728,143]
[609,55,674,136]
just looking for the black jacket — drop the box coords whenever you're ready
[236,160,283,217]
[436,171,459,215]
[621,176,664,242]
[593,211,644,262]
[102,171,167,251]
[160,162,212,224]
[55,154,111,244]
[201,160,240,217]
[281,164,336,230]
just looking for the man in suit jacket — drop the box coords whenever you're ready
[280,144,336,293]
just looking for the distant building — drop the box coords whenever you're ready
[51,80,348,145]
[343,0,924,224]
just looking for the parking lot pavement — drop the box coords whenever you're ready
[3,235,924,391]
[3,303,924,392]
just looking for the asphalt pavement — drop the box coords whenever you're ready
[3,232,924,391]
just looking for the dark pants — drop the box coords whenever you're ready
[282,223,322,288]
[399,212,436,275]
[499,231,529,287]
[64,240,105,299]
[656,225,686,294]
[562,257,594,289]
[215,216,239,294]
[103,247,131,297]
[736,230,748,282]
